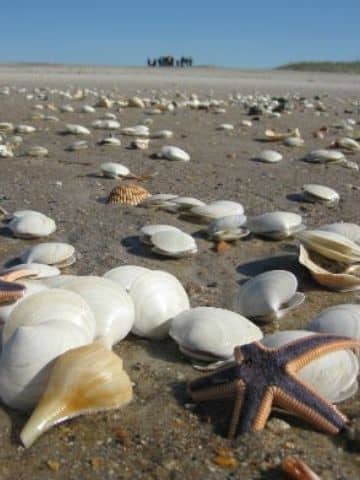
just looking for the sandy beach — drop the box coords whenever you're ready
[0,65,359,479]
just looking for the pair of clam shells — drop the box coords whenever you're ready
[302,184,339,206]
[207,214,249,241]
[8,210,56,239]
[140,224,197,258]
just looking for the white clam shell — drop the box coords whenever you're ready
[190,200,244,222]
[236,270,304,322]
[121,125,149,137]
[59,104,74,113]
[208,214,249,240]
[15,124,36,134]
[98,136,121,146]
[150,130,173,139]
[160,146,190,162]
[100,162,130,178]
[66,140,89,151]
[21,242,76,267]
[92,119,120,130]
[8,212,56,239]
[80,105,96,113]
[140,224,182,245]
[130,270,190,339]
[262,330,359,403]
[256,150,283,163]
[62,276,135,345]
[169,307,263,361]
[308,304,360,340]
[25,146,48,157]
[247,211,303,239]
[317,223,360,244]
[302,184,339,205]
[150,230,197,258]
[0,145,14,157]
[140,194,178,208]
[283,137,304,147]
[64,124,91,135]
[104,265,150,292]
[0,263,60,279]
[304,149,345,163]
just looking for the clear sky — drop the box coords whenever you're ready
[0,0,359,68]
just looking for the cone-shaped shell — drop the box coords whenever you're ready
[262,330,359,403]
[236,270,304,322]
[20,342,133,448]
[169,307,263,361]
[130,270,190,339]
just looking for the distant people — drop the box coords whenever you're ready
[147,55,193,67]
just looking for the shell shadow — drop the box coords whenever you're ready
[0,405,28,446]
[0,226,14,239]
[286,192,305,203]
[139,337,187,365]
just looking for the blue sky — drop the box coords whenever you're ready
[0,1,359,68]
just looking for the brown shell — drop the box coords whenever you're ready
[106,183,151,206]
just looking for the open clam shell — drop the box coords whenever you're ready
[169,306,263,361]
[139,224,182,245]
[262,330,359,403]
[236,270,305,322]
[208,214,249,241]
[247,211,303,240]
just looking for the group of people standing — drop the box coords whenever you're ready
[147,56,193,67]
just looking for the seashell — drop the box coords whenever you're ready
[0,145,14,157]
[25,146,48,157]
[262,330,359,403]
[159,145,190,162]
[130,138,149,150]
[140,194,178,208]
[296,229,360,264]
[15,124,36,134]
[150,230,198,258]
[59,104,74,113]
[302,184,339,206]
[190,200,244,223]
[161,196,206,213]
[102,112,117,120]
[100,162,130,178]
[43,115,59,122]
[104,265,150,292]
[92,119,120,130]
[80,105,96,113]
[304,149,345,164]
[62,276,135,345]
[317,222,360,244]
[208,214,249,241]
[8,212,56,239]
[150,130,173,139]
[21,242,76,267]
[121,125,149,137]
[7,135,23,148]
[332,137,360,152]
[64,124,91,135]
[247,211,303,239]
[255,150,283,163]
[140,224,182,245]
[241,120,252,127]
[0,263,60,280]
[264,128,300,142]
[236,270,305,322]
[169,306,263,361]
[94,96,113,108]
[39,274,78,289]
[130,270,190,339]
[98,136,121,146]
[217,124,234,131]
[298,245,360,292]
[283,136,304,147]
[66,140,89,151]
[107,183,151,206]
[0,122,14,132]
[128,96,145,108]
[20,342,133,448]
[308,304,360,340]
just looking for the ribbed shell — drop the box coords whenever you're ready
[107,184,151,205]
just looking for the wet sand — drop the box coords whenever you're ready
[0,66,359,479]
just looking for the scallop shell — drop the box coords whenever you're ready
[150,230,198,258]
[20,342,133,448]
[236,270,305,322]
[160,146,190,162]
[262,330,359,403]
[107,184,151,206]
[130,270,190,339]
[247,211,303,239]
[169,306,263,361]
[21,242,76,267]
[255,150,283,163]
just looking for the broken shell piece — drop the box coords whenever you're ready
[255,150,283,163]
[217,124,234,131]
[130,138,149,150]
[302,184,339,206]
[169,307,263,361]
[296,229,360,264]
[298,245,360,292]
[0,145,14,158]
[236,270,305,322]
[150,230,198,258]
[247,211,303,240]
[25,146,48,157]
[159,146,190,162]
[264,128,300,141]
[20,342,133,448]
[107,184,151,205]
[21,242,76,268]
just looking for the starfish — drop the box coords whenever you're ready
[0,270,32,304]
[188,334,360,439]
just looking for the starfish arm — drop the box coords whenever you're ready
[278,334,360,371]
[236,385,273,435]
[274,375,348,434]
[188,378,244,403]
